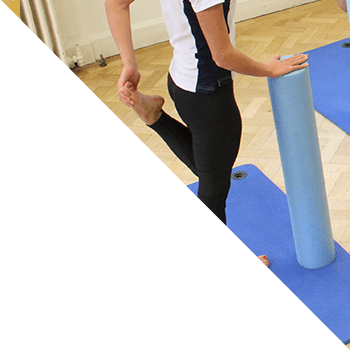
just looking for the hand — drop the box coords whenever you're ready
[266,54,309,78]
[117,65,141,107]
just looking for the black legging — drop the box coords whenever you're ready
[149,74,242,224]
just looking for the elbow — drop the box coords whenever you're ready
[213,54,231,71]
[211,45,235,71]
[214,59,227,70]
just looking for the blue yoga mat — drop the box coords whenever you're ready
[304,39,350,134]
[188,164,350,344]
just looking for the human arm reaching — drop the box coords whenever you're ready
[105,0,140,106]
[196,4,309,78]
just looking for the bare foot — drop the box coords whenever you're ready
[121,83,165,126]
[258,255,270,267]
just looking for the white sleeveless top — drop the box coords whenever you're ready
[158,0,236,94]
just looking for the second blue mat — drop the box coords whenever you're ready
[304,38,350,134]
[188,164,350,344]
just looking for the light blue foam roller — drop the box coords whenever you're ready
[267,61,336,269]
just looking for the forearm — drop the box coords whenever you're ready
[217,46,271,77]
[196,4,307,79]
[105,0,137,68]
[196,6,270,77]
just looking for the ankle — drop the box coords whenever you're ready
[145,110,162,126]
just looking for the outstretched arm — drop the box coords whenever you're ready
[105,0,140,106]
[196,4,309,78]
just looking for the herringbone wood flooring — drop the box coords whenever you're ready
[77,5,350,343]
[76,0,350,275]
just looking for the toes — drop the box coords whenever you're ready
[120,86,137,105]
[119,91,134,108]
[258,255,270,267]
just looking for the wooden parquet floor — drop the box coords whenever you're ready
[76,0,350,268]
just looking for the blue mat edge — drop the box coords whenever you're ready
[303,38,350,135]
[188,164,350,345]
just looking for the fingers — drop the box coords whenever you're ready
[288,54,309,72]
[268,53,309,78]
[117,66,141,106]
[125,81,135,91]
[285,53,309,67]
[291,61,309,71]
[119,88,134,108]
[119,82,136,108]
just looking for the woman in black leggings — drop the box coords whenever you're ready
[106,0,308,266]
[151,74,241,224]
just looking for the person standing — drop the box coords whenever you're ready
[105,0,309,266]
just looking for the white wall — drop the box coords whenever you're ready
[51,0,317,67]
[51,0,167,66]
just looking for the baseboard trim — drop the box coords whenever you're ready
[65,18,169,67]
